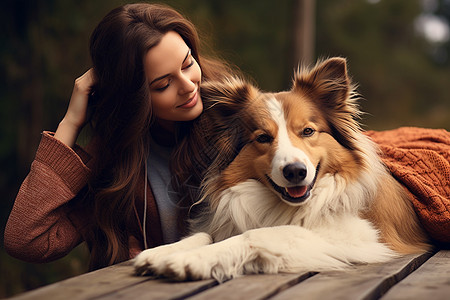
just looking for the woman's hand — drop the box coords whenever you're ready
[54,69,96,148]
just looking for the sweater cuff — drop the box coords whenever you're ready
[35,131,92,194]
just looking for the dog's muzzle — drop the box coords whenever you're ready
[266,163,320,204]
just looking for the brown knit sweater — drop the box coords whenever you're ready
[4,127,450,265]
[4,132,163,264]
[367,127,450,245]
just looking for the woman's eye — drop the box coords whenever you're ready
[154,80,171,92]
[182,57,195,70]
[301,127,315,137]
[255,133,273,144]
[155,85,169,92]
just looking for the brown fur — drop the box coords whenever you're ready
[364,176,430,253]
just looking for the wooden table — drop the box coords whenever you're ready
[9,250,449,300]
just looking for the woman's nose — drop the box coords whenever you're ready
[178,73,196,95]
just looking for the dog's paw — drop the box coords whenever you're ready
[133,232,213,276]
[154,251,213,281]
[133,245,169,276]
[153,250,231,282]
[152,242,242,282]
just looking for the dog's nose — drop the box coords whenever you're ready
[283,162,307,184]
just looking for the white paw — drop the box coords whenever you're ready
[153,250,214,281]
[152,247,236,282]
[133,244,173,276]
[133,232,212,276]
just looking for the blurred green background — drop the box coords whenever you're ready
[1,0,449,297]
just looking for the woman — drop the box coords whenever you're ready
[4,3,233,270]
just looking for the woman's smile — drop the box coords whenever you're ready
[177,89,198,108]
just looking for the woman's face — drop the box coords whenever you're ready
[144,31,202,125]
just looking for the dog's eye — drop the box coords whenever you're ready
[255,133,273,144]
[302,127,315,137]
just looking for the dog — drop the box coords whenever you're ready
[134,57,431,282]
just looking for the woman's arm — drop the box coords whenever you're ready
[55,69,95,148]
[4,133,93,262]
[4,70,97,262]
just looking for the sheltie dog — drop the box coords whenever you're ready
[134,57,430,281]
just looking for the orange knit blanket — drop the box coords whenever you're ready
[366,127,450,245]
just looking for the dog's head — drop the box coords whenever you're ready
[197,57,365,206]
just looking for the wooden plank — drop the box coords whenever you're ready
[270,252,434,300]
[9,250,447,300]
[9,260,150,300]
[186,272,315,300]
[381,250,450,300]
[95,278,217,300]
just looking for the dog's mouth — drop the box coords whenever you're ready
[266,163,320,204]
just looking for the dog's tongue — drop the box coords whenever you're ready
[286,186,307,198]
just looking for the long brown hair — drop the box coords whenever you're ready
[85,3,232,270]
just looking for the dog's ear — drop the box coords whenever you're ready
[294,57,350,107]
[294,57,362,151]
[190,77,260,175]
[200,77,259,116]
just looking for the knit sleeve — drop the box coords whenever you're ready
[366,127,450,245]
[4,132,93,263]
